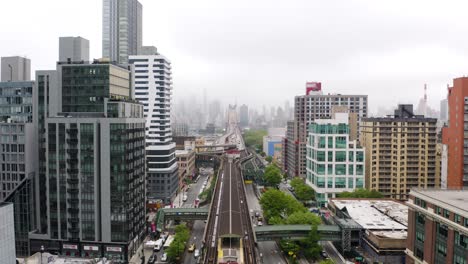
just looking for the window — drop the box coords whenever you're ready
[335,164,346,175]
[335,177,346,188]
[335,136,346,148]
[335,151,346,162]
[317,164,325,175]
[455,214,461,224]
[348,164,354,175]
[317,177,325,188]
[327,178,333,188]
[356,151,364,162]
[317,151,325,162]
[436,241,447,256]
[328,151,333,162]
[416,230,425,242]
[443,209,450,219]
[356,178,363,188]
[348,151,354,162]
[328,136,333,148]
[348,178,354,188]
[319,137,326,148]
[356,164,364,175]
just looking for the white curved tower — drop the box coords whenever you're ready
[129,53,178,203]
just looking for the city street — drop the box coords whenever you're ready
[136,171,211,264]
[244,184,286,264]
[321,241,346,264]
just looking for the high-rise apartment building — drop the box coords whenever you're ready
[285,83,367,178]
[30,60,146,263]
[59,36,90,62]
[406,189,468,264]
[0,81,36,199]
[442,77,468,188]
[102,0,142,64]
[0,80,38,257]
[361,105,439,200]
[1,56,31,82]
[306,113,365,206]
[239,104,249,127]
[129,54,178,204]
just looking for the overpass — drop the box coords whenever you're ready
[254,225,343,242]
[155,208,345,242]
[155,208,209,232]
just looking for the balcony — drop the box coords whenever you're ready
[67,178,79,185]
[67,189,79,195]
[67,149,78,155]
[68,218,79,224]
[67,139,78,145]
[67,198,79,204]
[66,128,78,135]
[68,228,80,234]
[67,168,78,174]
[67,208,79,214]
[67,158,78,164]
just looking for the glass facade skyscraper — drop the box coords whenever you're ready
[30,61,146,263]
[102,0,142,64]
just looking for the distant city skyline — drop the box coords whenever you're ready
[1,0,466,114]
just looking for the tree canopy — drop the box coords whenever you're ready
[166,224,190,262]
[337,188,384,198]
[289,177,315,201]
[243,130,267,148]
[263,164,282,187]
[259,189,306,221]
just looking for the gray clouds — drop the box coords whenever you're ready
[1,0,468,113]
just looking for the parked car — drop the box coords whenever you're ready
[194,249,200,258]
[148,254,157,264]
[257,216,263,222]
[257,221,263,226]
[161,253,168,262]
[321,250,328,258]
[188,243,196,252]
[255,211,260,217]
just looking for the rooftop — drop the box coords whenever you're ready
[331,199,408,230]
[411,189,468,214]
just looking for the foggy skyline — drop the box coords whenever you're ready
[2,0,468,114]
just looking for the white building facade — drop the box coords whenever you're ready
[306,113,365,207]
[129,54,178,204]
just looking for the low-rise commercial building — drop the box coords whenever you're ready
[329,198,409,264]
[176,149,196,188]
[406,189,468,264]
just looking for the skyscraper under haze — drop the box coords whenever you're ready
[102,0,142,64]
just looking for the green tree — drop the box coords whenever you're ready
[290,177,304,190]
[279,239,300,256]
[265,156,273,163]
[300,226,322,259]
[166,239,186,262]
[284,211,321,226]
[294,184,315,201]
[166,224,190,262]
[338,188,384,198]
[259,189,305,221]
[263,164,282,187]
[243,130,267,148]
[319,259,335,264]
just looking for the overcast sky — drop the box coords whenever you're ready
[2,0,468,114]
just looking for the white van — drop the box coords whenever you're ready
[182,195,188,202]
[154,239,164,251]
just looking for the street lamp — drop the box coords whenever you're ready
[40,245,45,264]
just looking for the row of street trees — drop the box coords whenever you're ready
[290,177,315,202]
[259,189,322,261]
[166,224,190,263]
